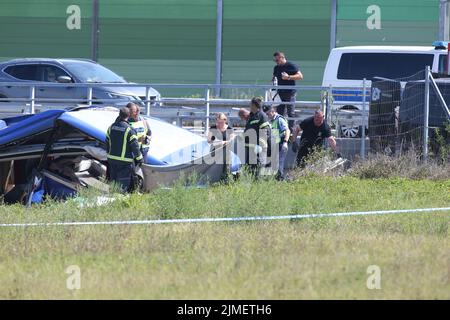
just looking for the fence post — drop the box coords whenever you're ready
[325,85,332,124]
[87,87,93,105]
[205,87,210,137]
[423,66,430,163]
[145,86,151,116]
[29,86,35,114]
[360,78,367,159]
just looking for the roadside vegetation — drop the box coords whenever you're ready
[0,154,448,299]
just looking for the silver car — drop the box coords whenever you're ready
[0,58,161,113]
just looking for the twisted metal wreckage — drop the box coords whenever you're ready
[0,107,242,205]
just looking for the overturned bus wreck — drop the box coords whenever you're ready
[0,107,241,204]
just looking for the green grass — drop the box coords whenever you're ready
[0,176,449,299]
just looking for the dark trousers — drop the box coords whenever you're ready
[276,143,288,180]
[277,92,296,130]
[244,146,261,179]
[108,160,134,192]
[295,142,320,168]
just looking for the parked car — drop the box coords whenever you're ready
[0,58,161,113]
[322,41,449,137]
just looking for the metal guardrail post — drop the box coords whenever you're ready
[87,87,93,105]
[205,87,210,137]
[29,86,35,114]
[325,85,332,124]
[145,86,151,116]
[423,66,431,163]
[429,73,450,119]
[360,79,367,159]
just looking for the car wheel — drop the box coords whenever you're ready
[340,125,360,138]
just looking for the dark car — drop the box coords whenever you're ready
[0,58,160,112]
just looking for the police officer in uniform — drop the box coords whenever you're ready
[106,107,144,191]
[126,102,152,160]
[263,104,290,180]
[244,97,271,178]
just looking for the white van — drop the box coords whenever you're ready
[322,42,449,137]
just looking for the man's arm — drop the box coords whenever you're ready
[284,126,291,143]
[323,125,338,153]
[142,118,152,144]
[105,127,111,153]
[282,71,303,81]
[291,122,303,142]
[279,118,290,143]
[281,64,303,81]
[128,129,143,162]
[327,136,338,152]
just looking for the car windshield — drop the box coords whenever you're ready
[64,61,127,83]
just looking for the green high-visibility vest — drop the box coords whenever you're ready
[130,118,150,149]
[270,115,287,144]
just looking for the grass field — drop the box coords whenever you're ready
[0,174,449,299]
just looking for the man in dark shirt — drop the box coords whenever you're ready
[272,51,303,131]
[292,110,339,168]
[244,97,271,178]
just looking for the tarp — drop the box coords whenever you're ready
[57,109,210,166]
[0,110,64,148]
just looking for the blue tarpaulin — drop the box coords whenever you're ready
[0,110,64,148]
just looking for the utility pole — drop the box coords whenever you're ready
[439,0,450,41]
[91,0,99,61]
[215,0,223,97]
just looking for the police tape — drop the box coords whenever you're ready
[0,207,449,228]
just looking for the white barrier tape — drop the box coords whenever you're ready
[0,207,449,228]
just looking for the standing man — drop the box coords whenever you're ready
[292,110,339,168]
[263,105,290,181]
[272,51,303,131]
[106,107,144,191]
[127,102,152,160]
[244,97,271,178]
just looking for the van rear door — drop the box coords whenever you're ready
[337,52,434,81]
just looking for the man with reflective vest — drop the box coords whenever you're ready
[126,102,152,160]
[243,97,271,178]
[263,104,290,181]
[106,107,144,191]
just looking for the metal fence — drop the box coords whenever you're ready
[367,67,450,162]
[6,79,448,161]
[0,82,352,124]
